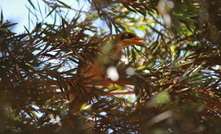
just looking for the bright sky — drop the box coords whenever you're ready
[0,0,89,33]
[1,0,29,33]
[1,0,143,36]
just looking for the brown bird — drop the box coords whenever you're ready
[79,32,146,82]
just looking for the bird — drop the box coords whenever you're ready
[78,32,146,83]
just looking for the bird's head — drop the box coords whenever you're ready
[117,32,147,48]
[100,32,147,56]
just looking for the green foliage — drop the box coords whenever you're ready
[1,0,221,133]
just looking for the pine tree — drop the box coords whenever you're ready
[1,0,221,133]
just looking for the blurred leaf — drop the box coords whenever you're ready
[149,91,170,106]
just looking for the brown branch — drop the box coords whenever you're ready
[107,90,135,95]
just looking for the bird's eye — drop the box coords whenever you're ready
[120,33,136,40]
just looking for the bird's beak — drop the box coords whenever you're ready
[131,36,147,45]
